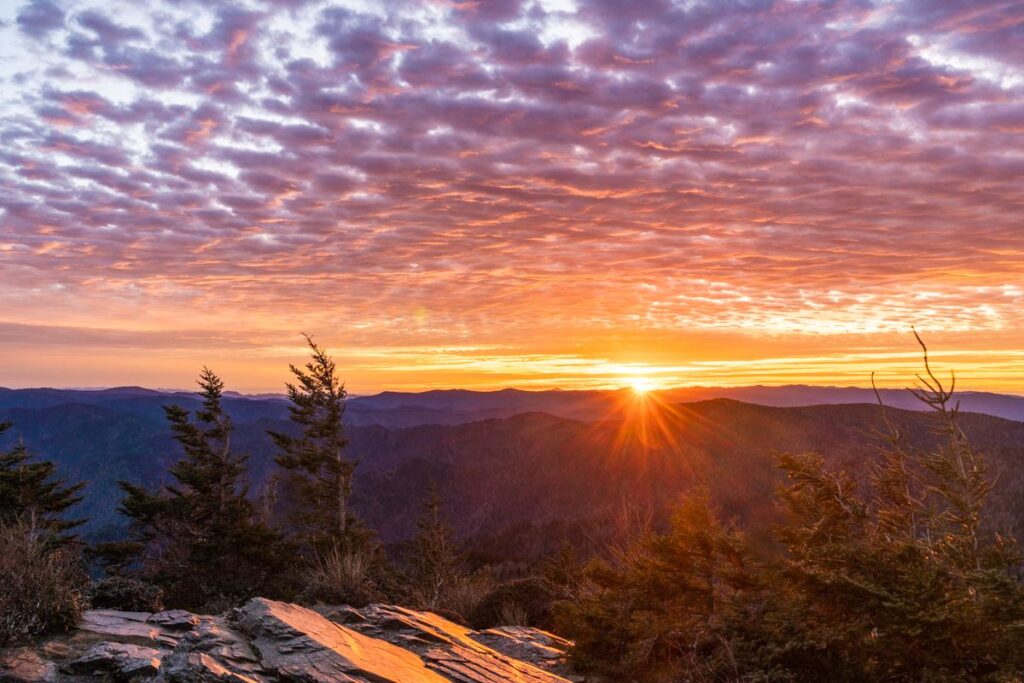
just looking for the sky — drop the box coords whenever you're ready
[0,0,1022,394]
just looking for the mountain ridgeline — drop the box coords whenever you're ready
[2,384,1024,558]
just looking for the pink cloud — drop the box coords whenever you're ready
[0,0,1021,390]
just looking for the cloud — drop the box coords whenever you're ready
[0,0,1021,391]
[16,0,64,38]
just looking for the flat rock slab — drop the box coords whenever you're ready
[336,604,572,683]
[13,598,578,683]
[77,610,181,648]
[234,598,450,683]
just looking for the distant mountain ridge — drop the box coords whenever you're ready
[3,384,1024,424]
[2,386,1024,558]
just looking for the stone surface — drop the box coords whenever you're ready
[167,615,268,682]
[148,610,201,631]
[471,627,573,668]
[334,604,572,683]
[235,598,449,683]
[77,610,181,648]
[8,598,576,682]
[159,651,261,683]
[66,642,163,678]
[0,647,58,683]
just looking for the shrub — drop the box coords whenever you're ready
[469,577,555,629]
[0,522,89,646]
[438,571,495,624]
[497,601,530,626]
[302,545,384,607]
[90,576,164,612]
[552,492,751,681]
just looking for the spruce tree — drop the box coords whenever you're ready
[554,490,751,679]
[0,420,85,544]
[269,334,356,554]
[112,369,293,609]
[409,484,463,609]
[771,333,1024,680]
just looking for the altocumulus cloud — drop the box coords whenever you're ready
[0,0,1022,390]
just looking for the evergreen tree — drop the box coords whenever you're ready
[554,490,751,681]
[269,334,356,554]
[110,369,293,609]
[771,334,1024,680]
[164,367,246,522]
[0,420,85,544]
[409,484,463,609]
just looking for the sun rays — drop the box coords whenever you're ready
[627,376,656,395]
[608,385,684,454]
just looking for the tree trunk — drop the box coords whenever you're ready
[337,450,347,544]
[219,432,230,516]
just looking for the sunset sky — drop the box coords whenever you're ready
[1,0,1022,394]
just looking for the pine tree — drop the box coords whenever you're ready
[555,490,751,680]
[0,420,85,544]
[110,369,293,609]
[771,333,1024,680]
[164,367,245,520]
[269,334,356,554]
[409,484,463,609]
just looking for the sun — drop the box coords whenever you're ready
[627,377,656,395]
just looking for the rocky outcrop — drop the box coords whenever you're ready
[0,599,579,683]
[317,604,576,683]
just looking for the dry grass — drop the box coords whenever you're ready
[303,545,381,607]
[497,601,531,627]
[0,522,88,646]
[439,572,495,622]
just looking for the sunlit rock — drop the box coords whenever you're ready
[3,599,577,683]
[234,598,450,683]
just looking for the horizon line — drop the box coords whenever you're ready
[2,383,1021,400]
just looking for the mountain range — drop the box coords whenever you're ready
[1,385,1023,558]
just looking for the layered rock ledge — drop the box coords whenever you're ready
[0,598,579,683]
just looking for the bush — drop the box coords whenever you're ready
[0,522,89,646]
[302,546,385,607]
[90,576,164,612]
[469,577,554,629]
[438,571,495,624]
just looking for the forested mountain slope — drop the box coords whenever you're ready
[3,391,1023,557]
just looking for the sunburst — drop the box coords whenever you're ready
[627,376,656,395]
